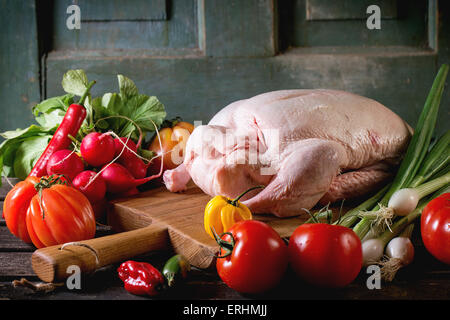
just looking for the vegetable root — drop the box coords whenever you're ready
[380,236,415,282]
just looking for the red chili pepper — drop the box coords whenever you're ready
[28,81,95,178]
[117,260,165,296]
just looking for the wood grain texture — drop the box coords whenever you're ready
[50,0,198,51]
[0,227,35,252]
[305,0,398,21]
[31,223,169,283]
[107,183,309,271]
[284,0,429,47]
[204,0,277,57]
[0,252,34,277]
[0,0,40,132]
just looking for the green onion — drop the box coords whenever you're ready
[384,64,448,202]
[335,184,390,228]
[352,64,449,239]
[409,130,450,188]
[361,185,449,266]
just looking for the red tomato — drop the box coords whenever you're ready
[3,175,96,248]
[421,193,450,265]
[3,176,40,243]
[215,220,288,294]
[147,121,194,173]
[26,183,96,248]
[288,223,362,287]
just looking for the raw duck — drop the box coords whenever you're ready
[163,89,412,217]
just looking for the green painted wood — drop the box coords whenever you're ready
[306,0,398,21]
[281,0,429,47]
[204,0,277,57]
[77,0,167,21]
[0,0,41,132]
[45,48,447,137]
[50,0,198,51]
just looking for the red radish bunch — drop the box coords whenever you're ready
[113,137,149,179]
[72,170,107,203]
[100,163,158,194]
[77,133,162,196]
[48,132,163,220]
[80,132,116,167]
[46,149,85,181]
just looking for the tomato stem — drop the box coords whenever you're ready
[301,208,320,224]
[211,227,236,259]
[34,175,68,219]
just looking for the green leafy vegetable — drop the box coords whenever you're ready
[88,74,166,144]
[32,94,74,129]
[62,69,90,97]
[0,125,57,181]
[0,70,166,185]
[13,135,52,180]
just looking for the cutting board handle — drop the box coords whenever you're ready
[31,223,169,283]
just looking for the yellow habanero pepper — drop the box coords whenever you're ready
[204,186,264,239]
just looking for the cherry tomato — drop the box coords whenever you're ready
[3,176,40,243]
[421,193,450,265]
[288,223,362,287]
[148,120,194,173]
[215,220,288,294]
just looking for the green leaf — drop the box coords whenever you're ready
[62,69,89,96]
[0,125,56,183]
[32,94,73,116]
[13,135,51,180]
[0,125,53,140]
[0,140,21,178]
[90,97,112,130]
[35,109,66,129]
[31,94,74,129]
[119,95,166,136]
[139,149,155,162]
[118,74,139,100]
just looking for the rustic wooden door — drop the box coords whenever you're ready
[1,0,449,136]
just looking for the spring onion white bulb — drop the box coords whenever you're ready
[362,238,385,267]
[388,188,419,216]
[381,237,415,281]
[385,237,415,265]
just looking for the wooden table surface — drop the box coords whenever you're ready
[1,178,449,301]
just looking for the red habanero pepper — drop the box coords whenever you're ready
[117,261,165,296]
[28,81,96,178]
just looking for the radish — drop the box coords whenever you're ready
[100,163,159,194]
[72,170,107,202]
[114,137,138,158]
[80,132,116,167]
[114,137,149,179]
[46,149,85,181]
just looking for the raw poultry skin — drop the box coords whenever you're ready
[164,89,412,217]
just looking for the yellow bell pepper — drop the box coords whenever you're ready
[204,186,264,239]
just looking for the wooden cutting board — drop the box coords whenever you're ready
[32,183,344,282]
[106,183,309,270]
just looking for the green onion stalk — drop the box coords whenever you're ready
[351,64,449,240]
